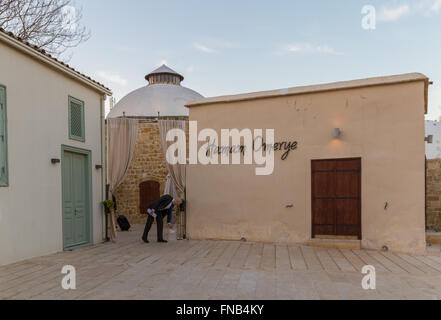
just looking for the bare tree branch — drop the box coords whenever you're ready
[0,0,90,59]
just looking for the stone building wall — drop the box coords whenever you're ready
[112,117,189,224]
[114,121,168,224]
[426,159,441,231]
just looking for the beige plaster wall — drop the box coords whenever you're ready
[187,81,427,254]
[0,41,105,266]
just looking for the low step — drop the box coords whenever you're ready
[308,238,361,250]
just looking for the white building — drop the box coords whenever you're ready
[108,64,202,118]
[426,120,441,159]
[0,29,111,266]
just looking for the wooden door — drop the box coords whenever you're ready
[62,149,91,249]
[139,181,160,214]
[312,158,361,239]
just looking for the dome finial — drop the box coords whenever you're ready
[145,64,184,85]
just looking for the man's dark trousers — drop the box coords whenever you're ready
[142,211,166,241]
[142,194,173,242]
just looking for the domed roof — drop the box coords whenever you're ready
[107,65,203,118]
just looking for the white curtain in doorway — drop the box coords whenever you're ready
[164,174,178,198]
[158,120,186,199]
[107,118,139,193]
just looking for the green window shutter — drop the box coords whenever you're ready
[68,96,85,142]
[0,85,8,186]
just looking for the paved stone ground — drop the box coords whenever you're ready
[2,224,441,300]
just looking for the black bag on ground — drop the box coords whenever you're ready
[117,215,131,231]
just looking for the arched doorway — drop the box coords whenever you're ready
[139,181,160,214]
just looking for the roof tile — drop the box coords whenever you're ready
[0,28,111,93]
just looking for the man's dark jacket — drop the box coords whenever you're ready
[148,195,173,223]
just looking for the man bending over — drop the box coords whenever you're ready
[142,194,182,243]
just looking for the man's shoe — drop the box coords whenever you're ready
[158,240,168,243]
[142,238,149,243]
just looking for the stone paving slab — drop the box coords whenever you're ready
[1,225,441,300]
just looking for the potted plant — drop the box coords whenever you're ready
[102,200,115,214]
[179,199,186,212]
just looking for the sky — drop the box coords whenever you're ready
[68,0,441,119]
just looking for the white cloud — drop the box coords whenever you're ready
[316,45,341,55]
[186,65,195,73]
[97,71,128,87]
[378,4,410,21]
[286,43,311,53]
[376,1,441,22]
[282,43,342,55]
[414,0,441,15]
[193,39,239,54]
[194,43,217,53]
[431,0,441,12]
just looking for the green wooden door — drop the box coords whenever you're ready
[62,149,90,248]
